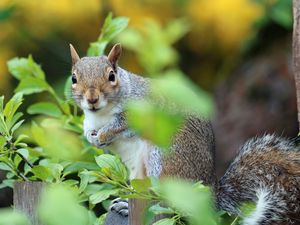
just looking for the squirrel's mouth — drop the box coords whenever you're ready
[89,107,100,112]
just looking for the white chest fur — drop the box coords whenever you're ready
[109,137,150,179]
[83,109,151,179]
[83,108,115,132]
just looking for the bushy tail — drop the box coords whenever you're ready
[242,188,275,225]
[217,134,300,225]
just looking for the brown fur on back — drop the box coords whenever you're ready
[161,116,216,187]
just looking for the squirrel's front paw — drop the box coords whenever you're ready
[85,130,97,144]
[86,129,111,148]
[109,198,128,217]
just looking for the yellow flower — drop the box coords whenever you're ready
[188,0,263,52]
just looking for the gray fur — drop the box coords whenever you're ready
[217,134,300,225]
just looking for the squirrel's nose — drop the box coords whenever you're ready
[87,97,99,104]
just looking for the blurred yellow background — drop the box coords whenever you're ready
[0,0,269,94]
[0,0,296,176]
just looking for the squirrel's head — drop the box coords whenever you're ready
[69,43,122,112]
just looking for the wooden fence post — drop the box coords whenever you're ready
[14,181,44,225]
[128,199,148,225]
[293,0,300,130]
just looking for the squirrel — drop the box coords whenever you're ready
[70,44,300,225]
[217,134,300,225]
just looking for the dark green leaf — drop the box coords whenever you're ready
[0,5,15,21]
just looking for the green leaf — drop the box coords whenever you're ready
[101,15,129,43]
[149,204,176,215]
[8,112,23,131]
[0,5,15,22]
[0,179,14,189]
[14,134,29,145]
[0,96,4,114]
[32,165,53,181]
[79,170,97,192]
[16,148,29,160]
[0,162,11,171]
[48,163,64,181]
[127,100,183,149]
[165,18,190,44]
[87,42,108,57]
[270,0,292,29]
[131,177,151,193]
[240,202,256,217]
[153,218,176,225]
[0,136,6,148]
[7,56,45,80]
[151,70,215,118]
[15,77,49,95]
[159,178,216,225]
[87,13,129,56]
[63,179,79,187]
[31,122,47,147]
[11,119,24,134]
[95,154,128,182]
[27,102,62,118]
[0,209,31,225]
[89,189,119,205]
[64,161,98,174]
[64,75,74,102]
[39,184,88,225]
[3,93,23,125]
[28,55,46,79]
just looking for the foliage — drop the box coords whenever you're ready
[0,13,253,225]
[117,18,189,75]
[87,12,129,57]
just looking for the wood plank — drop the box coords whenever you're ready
[13,181,44,225]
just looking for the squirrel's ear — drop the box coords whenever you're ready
[108,43,122,70]
[69,44,80,65]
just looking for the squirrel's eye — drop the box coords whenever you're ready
[72,74,77,84]
[108,71,115,82]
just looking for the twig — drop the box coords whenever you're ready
[16,151,33,168]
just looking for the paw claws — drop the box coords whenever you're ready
[109,198,129,217]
